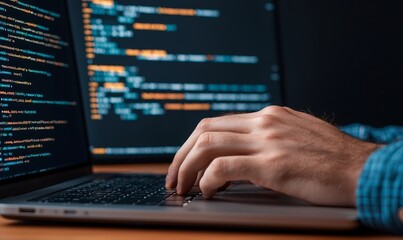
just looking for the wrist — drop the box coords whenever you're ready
[349,141,384,207]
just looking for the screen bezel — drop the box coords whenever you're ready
[0,0,93,196]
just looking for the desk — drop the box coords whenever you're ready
[0,164,400,240]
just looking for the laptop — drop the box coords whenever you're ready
[0,0,358,230]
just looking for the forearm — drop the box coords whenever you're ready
[357,140,403,234]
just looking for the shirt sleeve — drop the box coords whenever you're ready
[341,124,403,144]
[357,140,403,235]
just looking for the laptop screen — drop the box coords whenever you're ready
[0,1,89,181]
[68,0,283,161]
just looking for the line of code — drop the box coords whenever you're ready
[71,0,282,157]
[0,0,86,179]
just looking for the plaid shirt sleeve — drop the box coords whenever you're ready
[341,124,403,234]
[341,124,403,143]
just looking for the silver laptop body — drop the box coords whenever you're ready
[0,0,357,230]
[0,171,358,230]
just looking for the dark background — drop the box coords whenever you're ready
[278,0,403,127]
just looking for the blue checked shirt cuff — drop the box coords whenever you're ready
[341,124,403,143]
[357,140,403,235]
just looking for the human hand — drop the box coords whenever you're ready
[166,106,382,206]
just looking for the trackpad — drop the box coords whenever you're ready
[212,182,310,206]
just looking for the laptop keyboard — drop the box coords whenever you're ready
[29,175,200,207]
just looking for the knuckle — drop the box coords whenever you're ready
[283,106,294,112]
[195,132,214,149]
[197,118,213,131]
[261,105,286,116]
[210,157,227,176]
[255,115,277,129]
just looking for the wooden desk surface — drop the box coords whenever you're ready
[0,164,400,240]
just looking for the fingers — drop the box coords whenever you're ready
[199,156,256,198]
[166,105,299,192]
[176,132,255,195]
[195,169,205,186]
[166,113,255,188]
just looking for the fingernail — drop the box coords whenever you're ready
[165,179,173,189]
[202,190,216,199]
[165,182,175,190]
[176,187,182,195]
[176,185,186,196]
[202,193,212,199]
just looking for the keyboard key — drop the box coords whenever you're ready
[29,175,199,207]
